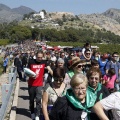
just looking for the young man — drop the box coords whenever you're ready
[105,52,120,90]
[93,91,120,120]
[27,51,51,120]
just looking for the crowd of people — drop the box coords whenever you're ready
[3,40,120,120]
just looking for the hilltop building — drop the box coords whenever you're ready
[33,11,45,19]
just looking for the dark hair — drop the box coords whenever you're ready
[86,67,102,80]
[92,51,99,57]
[36,51,43,56]
[112,52,118,56]
[84,43,91,47]
[85,49,90,53]
[108,68,115,76]
[91,59,99,66]
[53,67,65,79]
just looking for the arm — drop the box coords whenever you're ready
[105,62,110,74]
[93,102,109,120]
[42,92,49,120]
[46,66,53,76]
[106,69,108,74]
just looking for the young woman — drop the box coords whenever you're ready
[42,67,67,120]
[64,57,85,88]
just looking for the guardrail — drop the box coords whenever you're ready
[0,66,17,120]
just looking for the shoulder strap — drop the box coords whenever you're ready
[49,83,67,97]
[49,83,59,97]
[62,84,67,95]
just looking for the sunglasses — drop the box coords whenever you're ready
[86,53,90,55]
[76,65,84,68]
[54,77,64,82]
[113,56,118,57]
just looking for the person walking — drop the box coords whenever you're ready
[3,55,9,73]
[27,51,50,120]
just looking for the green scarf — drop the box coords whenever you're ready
[67,70,83,78]
[67,70,74,78]
[66,88,96,112]
[87,83,103,100]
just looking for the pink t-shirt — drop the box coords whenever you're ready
[103,74,116,89]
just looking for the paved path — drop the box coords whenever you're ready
[16,81,31,120]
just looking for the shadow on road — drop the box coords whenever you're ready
[20,87,28,91]
[16,108,31,118]
[18,95,29,100]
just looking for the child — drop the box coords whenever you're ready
[103,68,117,93]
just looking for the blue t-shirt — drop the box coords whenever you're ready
[3,58,8,66]
[105,61,120,79]
[98,59,108,76]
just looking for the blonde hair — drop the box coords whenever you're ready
[70,73,88,88]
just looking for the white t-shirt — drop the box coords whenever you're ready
[82,48,92,54]
[100,92,120,120]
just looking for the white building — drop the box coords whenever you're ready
[33,11,45,19]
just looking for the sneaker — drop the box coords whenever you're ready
[31,113,35,120]
[35,116,39,120]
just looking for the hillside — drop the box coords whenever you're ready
[19,9,120,36]
[78,13,120,36]
[0,4,11,11]
[0,9,22,23]
[0,4,36,23]
[103,8,120,23]
[0,3,120,36]
[11,6,36,15]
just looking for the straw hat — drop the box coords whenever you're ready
[69,57,81,69]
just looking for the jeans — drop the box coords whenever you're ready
[28,86,43,116]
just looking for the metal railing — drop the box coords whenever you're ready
[0,67,17,120]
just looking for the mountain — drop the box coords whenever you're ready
[78,9,120,36]
[0,9,22,23]
[11,6,36,15]
[102,8,120,23]
[0,4,120,36]
[0,4,36,23]
[0,3,11,11]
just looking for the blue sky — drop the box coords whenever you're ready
[0,0,120,15]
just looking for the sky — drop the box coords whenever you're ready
[0,0,120,15]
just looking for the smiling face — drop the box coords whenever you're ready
[73,63,84,73]
[88,72,100,89]
[85,52,91,58]
[112,53,119,61]
[73,83,87,103]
